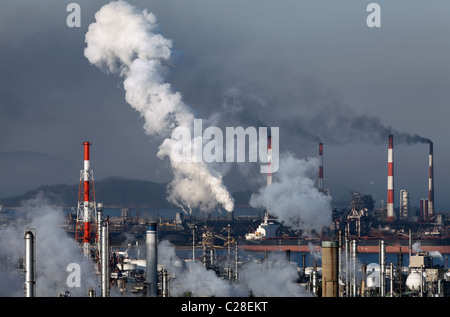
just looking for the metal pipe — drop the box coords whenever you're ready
[97,203,103,262]
[345,238,349,296]
[101,222,109,297]
[312,268,318,296]
[361,264,367,297]
[234,243,238,281]
[352,240,358,297]
[146,222,158,297]
[389,262,394,297]
[192,225,195,262]
[162,269,169,297]
[409,229,412,259]
[24,229,36,297]
[379,240,386,297]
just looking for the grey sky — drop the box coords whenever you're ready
[1,0,449,210]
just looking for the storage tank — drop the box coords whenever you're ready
[406,272,423,291]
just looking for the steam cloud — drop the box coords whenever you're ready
[412,241,443,262]
[158,240,310,297]
[0,193,99,296]
[250,153,332,233]
[84,0,234,213]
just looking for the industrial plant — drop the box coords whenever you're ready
[6,131,448,298]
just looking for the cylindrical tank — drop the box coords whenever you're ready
[322,241,339,297]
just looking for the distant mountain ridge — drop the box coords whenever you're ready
[0,176,253,209]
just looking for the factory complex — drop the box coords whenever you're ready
[13,133,450,298]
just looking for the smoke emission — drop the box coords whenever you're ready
[0,193,99,296]
[157,240,310,297]
[249,153,332,233]
[412,241,443,262]
[217,79,431,148]
[84,0,234,213]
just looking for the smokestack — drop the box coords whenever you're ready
[24,229,36,297]
[75,141,97,258]
[318,143,324,192]
[387,135,394,222]
[321,241,338,297]
[428,141,434,220]
[146,222,158,297]
[83,142,91,254]
[267,135,272,187]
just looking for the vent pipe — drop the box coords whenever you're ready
[24,229,36,297]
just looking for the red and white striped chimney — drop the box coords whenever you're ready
[387,134,394,222]
[267,135,272,187]
[83,141,91,246]
[318,143,324,191]
[428,141,434,220]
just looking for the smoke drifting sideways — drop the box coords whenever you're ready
[158,240,311,297]
[84,0,234,214]
[412,241,443,263]
[0,193,99,297]
[219,83,431,148]
[250,153,332,234]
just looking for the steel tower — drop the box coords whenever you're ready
[75,141,98,258]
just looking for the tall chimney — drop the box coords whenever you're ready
[321,241,338,297]
[146,222,158,297]
[83,142,91,255]
[318,143,324,192]
[428,141,434,220]
[387,135,394,222]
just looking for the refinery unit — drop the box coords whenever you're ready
[7,133,450,298]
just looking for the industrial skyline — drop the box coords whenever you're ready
[2,0,450,299]
[0,0,449,213]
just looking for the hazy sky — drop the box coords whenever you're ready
[1,0,450,210]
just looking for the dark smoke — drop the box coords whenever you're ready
[218,83,430,148]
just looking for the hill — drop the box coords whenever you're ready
[0,177,253,209]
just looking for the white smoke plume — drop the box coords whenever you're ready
[308,242,321,262]
[84,1,234,213]
[157,240,309,297]
[237,252,311,297]
[249,153,332,233]
[412,241,443,262]
[0,193,99,296]
[412,241,422,253]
